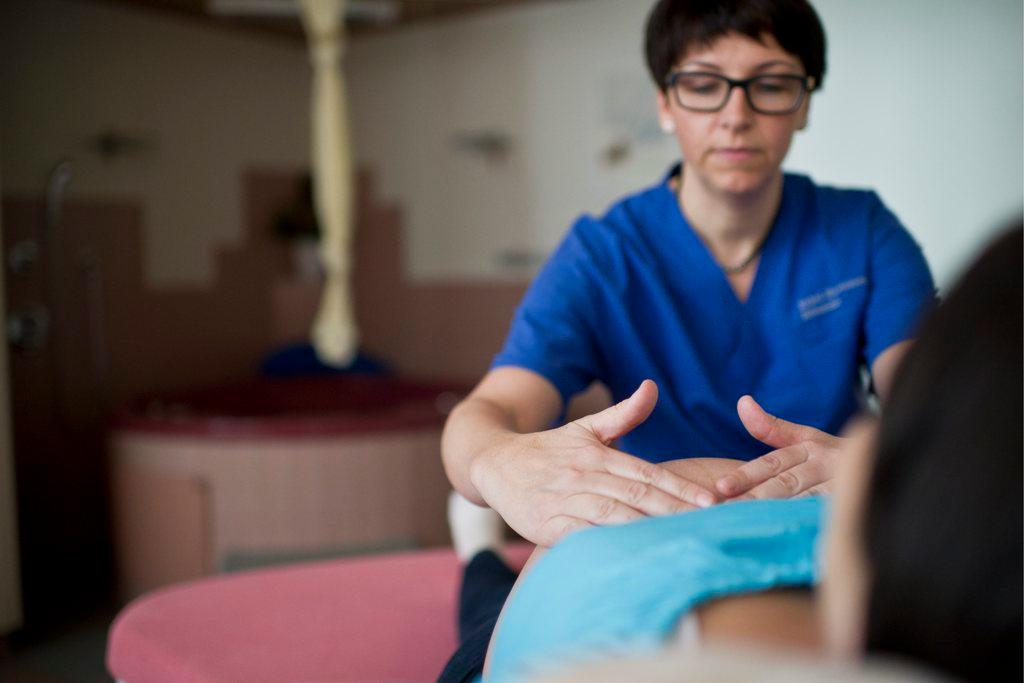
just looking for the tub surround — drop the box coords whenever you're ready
[111,375,468,599]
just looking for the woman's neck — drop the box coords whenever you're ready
[678,169,784,263]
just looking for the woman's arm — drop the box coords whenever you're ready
[442,374,718,548]
[441,366,563,505]
[870,340,912,403]
[715,337,913,501]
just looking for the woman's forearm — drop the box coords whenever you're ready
[441,396,521,505]
[441,367,565,506]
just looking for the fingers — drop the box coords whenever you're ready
[603,451,716,508]
[533,473,691,546]
[559,493,646,526]
[583,472,699,517]
[729,451,832,501]
[735,464,821,500]
[577,380,658,445]
[736,395,826,449]
[716,443,810,497]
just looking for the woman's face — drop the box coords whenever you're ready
[656,32,810,197]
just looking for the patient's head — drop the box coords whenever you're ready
[823,226,1023,681]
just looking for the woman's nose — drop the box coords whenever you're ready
[718,85,754,128]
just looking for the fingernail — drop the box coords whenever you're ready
[697,492,715,508]
[717,477,734,494]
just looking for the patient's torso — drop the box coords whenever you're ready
[484,496,825,682]
[659,456,745,492]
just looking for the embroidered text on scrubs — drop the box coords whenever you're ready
[798,276,868,320]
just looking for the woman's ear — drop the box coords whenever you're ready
[656,91,676,134]
[796,98,812,131]
[798,79,816,130]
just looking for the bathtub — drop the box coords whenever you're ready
[109,375,468,599]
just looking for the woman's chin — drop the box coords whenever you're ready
[707,168,777,198]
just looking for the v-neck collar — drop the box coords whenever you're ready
[657,163,794,312]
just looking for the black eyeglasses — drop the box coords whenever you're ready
[665,72,814,115]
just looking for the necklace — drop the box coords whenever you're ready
[675,176,769,275]
[720,234,768,274]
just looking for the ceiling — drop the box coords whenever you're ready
[88,0,553,41]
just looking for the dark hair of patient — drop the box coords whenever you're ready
[644,0,827,91]
[864,225,1023,681]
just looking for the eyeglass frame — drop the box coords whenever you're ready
[664,71,816,115]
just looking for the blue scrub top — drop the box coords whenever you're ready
[493,166,934,461]
[484,497,825,683]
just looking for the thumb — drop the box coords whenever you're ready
[737,395,822,449]
[577,380,658,445]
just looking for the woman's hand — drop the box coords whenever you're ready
[470,380,717,547]
[715,395,845,500]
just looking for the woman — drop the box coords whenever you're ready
[482,227,1022,683]
[440,0,934,679]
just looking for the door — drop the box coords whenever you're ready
[2,169,113,632]
[0,172,23,636]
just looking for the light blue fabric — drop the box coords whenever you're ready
[484,497,826,683]
[492,165,935,462]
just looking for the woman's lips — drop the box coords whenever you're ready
[714,147,759,161]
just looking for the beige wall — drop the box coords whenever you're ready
[3,0,1020,293]
[0,0,311,287]
[0,162,24,635]
[346,0,1023,288]
[346,0,670,283]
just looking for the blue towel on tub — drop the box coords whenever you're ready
[483,497,826,682]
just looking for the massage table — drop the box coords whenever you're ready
[107,543,533,683]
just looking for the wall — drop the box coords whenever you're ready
[346,0,1024,289]
[0,0,310,287]
[3,0,1020,295]
[347,0,669,283]
[787,0,1024,286]
[4,0,1018,330]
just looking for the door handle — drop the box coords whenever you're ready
[6,305,50,350]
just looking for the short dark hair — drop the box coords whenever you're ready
[644,0,827,92]
[864,225,1023,681]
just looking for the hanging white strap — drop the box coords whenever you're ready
[299,0,358,366]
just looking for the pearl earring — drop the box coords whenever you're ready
[660,119,676,134]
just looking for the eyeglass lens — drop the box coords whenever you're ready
[672,74,806,113]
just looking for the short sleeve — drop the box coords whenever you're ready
[862,195,936,365]
[491,220,605,406]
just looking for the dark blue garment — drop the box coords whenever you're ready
[437,551,517,683]
[259,343,389,377]
[492,166,935,462]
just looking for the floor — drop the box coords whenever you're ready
[0,607,115,683]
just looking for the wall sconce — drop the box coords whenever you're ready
[452,130,513,164]
[600,137,632,167]
[495,247,544,271]
[92,129,160,161]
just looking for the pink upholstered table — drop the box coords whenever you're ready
[107,543,533,683]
